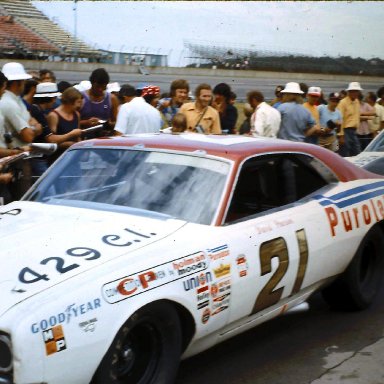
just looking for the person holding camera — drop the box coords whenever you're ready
[317,92,343,152]
[179,83,221,134]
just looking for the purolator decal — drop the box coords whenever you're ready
[314,183,384,237]
[102,251,208,304]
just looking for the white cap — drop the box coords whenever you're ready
[280,82,304,94]
[307,86,322,96]
[346,82,363,91]
[107,82,121,93]
[73,80,91,92]
[2,62,32,81]
[34,82,61,98]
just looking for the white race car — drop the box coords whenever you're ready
[1,134,384,384]
[348,129,384,174]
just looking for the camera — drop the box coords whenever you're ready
[326,120,337,130]
[3,132,13,144]
[195,125,204,134]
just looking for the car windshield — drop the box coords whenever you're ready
[25,148,230,225]
[365,132,384,152]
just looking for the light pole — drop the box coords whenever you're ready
[73,0,78,62]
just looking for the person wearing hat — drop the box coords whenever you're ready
[0,62,43,147]
[142,85,161,107]
[303,86,323,145]
[276,82,319,142]
[317,92,343,152]
[115,84,162,135]
[337,81,363,156]
[0,69,20,204]
[0,62,44,199]
[28,83,62,176]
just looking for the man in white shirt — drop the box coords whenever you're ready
[115,84,162,135]
[247,90,281,138]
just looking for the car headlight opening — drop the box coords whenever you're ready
[0,334,12,372]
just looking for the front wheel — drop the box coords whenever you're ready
[92,301,182,384]
[322,226,384,311]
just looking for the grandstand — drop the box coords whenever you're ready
[0,0,101,60]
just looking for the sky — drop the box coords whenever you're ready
[32,1,384,67]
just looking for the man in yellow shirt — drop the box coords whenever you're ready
[179,84,221,134]
[337,82,362,156]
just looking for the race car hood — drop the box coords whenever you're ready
[0,201,186,316]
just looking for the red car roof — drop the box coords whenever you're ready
[74,134,382,182]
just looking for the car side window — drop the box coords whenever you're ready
[225,153,334,224]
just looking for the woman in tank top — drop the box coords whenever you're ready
[46,87,83,160]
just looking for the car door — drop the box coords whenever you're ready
[221,153,341,327]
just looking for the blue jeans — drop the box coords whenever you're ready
[343,128,361,156]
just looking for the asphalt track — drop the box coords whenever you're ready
[175,287,384,384]
[53,69,383,102]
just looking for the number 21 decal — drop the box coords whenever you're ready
[252,229,308,314]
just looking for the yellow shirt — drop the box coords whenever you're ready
[179,102,221,134]
[303,102,320,124]
[338,96,360,134]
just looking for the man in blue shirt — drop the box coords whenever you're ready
[277,82,319,142]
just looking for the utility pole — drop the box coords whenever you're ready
[73,0,78,62]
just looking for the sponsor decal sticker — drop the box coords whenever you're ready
[314,183,384,237]
[208,245,230,261]
[103,252,208,304]
[236,254,248,277]
[31,298,101,333]
[79,318,98,332]
[211,278,231,298]
[213,263,231,278]
[43,325,67,356]
[201,308,210,324]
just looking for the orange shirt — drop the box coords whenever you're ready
[303,102,320,125]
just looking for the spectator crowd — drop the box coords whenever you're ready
[1,61,384,204]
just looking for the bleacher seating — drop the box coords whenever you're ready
[0,0,100,59]
[0,16,58,55]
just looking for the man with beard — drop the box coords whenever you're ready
[179,83,221,134]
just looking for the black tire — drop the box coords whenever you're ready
[92,301,182,384]
[322,226,384,311]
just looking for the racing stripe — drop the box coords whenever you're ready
[317,188,384,208]
[313,181,384,208]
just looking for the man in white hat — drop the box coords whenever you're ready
[0,62,43,147]
[0,62,43,199]
[276,82,319,142]
[337,82,363,156]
